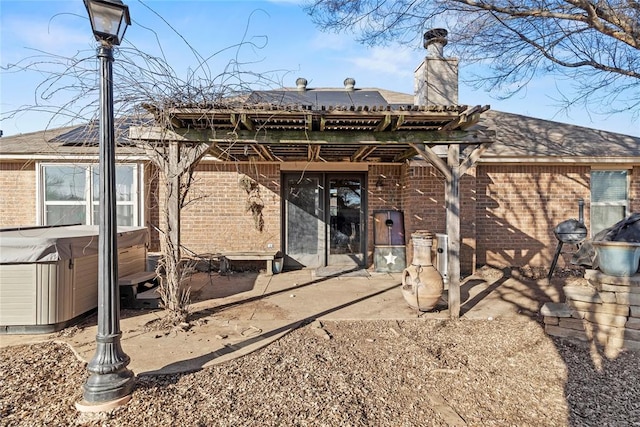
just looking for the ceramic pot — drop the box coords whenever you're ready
[401,230,443,311]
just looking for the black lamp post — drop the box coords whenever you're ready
[76,0,134,411]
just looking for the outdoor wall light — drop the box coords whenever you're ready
[375,176,384,191]
[76,0,134,412]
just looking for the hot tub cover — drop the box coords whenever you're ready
[0,225,148,263]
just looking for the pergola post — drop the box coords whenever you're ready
[410,141,491,319]
[446,144,461,319]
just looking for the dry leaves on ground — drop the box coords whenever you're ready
[1,319,639,426]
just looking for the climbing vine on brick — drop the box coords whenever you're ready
[239,174,265,232]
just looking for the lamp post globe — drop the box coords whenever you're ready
[84,0,131,46]
[76,0,135,411]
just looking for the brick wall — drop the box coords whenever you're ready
[461,167,477,271]
[400,163,476,273]
[631,166,640,213]
[153,163,282,255]
[403,164,446,233]
[145,163,161,252]
[0,162,37,227]
[2,158,638,272]
[476,164,590,268]
[366,164,404,264]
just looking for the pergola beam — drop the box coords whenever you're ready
[305,114,313,131]
[394,147,418,162]
[351,146,377,162]
[251,143,275,161]
[375,114,392,131]
[446,144,462,320]
[240,113,254,131]
[460,142,491,175]
[409,143,451,181]
[130,126,494,145]
[440,105,489,131]
[392,115,405,131]
[410,139,494,320]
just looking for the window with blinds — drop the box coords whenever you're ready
[590,170,628,237]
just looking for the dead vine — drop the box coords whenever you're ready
[239,174,265,231]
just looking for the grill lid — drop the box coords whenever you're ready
[554,219,587,243]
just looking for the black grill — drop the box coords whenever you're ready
[548,199,587,279]
[554,218,587,244]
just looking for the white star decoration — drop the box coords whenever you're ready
[384,251,397,265]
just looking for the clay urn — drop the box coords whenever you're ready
[401,230,444,311]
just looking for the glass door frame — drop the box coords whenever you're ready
[281,172,368,269]
[326,173,366,266]
[282,173,325,269]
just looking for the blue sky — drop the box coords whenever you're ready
[1,0,638,137]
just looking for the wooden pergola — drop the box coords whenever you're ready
[130,102,495,319]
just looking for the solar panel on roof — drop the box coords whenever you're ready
[247,90,389,109]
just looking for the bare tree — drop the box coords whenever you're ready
[2,10,282,325]
[305,0,640,115]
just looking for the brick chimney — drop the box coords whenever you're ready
[414,29,459,106]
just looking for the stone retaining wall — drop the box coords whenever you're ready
[542,269,640,357]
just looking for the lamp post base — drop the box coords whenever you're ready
[80,332,135,408]
[75,394,132,413]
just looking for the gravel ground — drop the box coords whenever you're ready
[1,318,639,426]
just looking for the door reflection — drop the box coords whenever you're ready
[329,178,361,255]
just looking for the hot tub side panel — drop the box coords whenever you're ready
[0,264,39,326]
[1,243,148,333]
[73,254,99,317]
[118,245,148,277]
[71,244,147,316]
[0,261,73,327]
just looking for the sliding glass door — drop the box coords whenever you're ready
[283,173,365,268]
[328,175,364,266]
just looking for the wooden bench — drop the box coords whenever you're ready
[220,251,281,275]
[118,271,159,309]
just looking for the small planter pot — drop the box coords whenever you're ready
[592,241,640,277]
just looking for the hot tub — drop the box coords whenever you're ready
[0,225,149,334]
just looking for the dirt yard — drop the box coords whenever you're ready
[2,317,639,426]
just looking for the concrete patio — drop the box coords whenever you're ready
[0,265,566,376]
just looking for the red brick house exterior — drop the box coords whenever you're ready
[1,112,638,275]
[2,36,639,276]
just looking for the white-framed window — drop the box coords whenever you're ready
[40,163,142,226]
[590,169,629,237]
